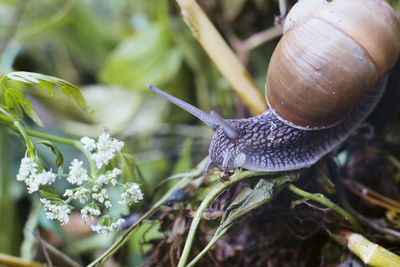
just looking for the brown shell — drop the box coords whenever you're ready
[265,0,400,130]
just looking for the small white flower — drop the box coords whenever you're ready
[63,188,90,203]
[92,184,100,192]
[96,174,107,186]
[24,176,40,194]
[119,183,143,206]
[90,218,125,234]
[80,136,96,152]
[64,189,73,197]
[109,168,121,186]
[25,170,56,194]
[81,204,101,223]
[36,170,56,185]
[92,188,109,203]
[74,188,91,203]
[104,200,112,208]
[16,157,56,193]
[16,157,37,182]
[92,133,124,169]
[40,198,71,225]
[94,168,121,188]
[67,159,89,185]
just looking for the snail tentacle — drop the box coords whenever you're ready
[147,85,220,130]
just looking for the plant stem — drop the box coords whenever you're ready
[14,121,35,156]
[24,129,96,175]
[0,106,35,156]
[287,183,363,232]
[242,26,282,52]
[177,170,273,267]
[0,0,27,56]
[0,253,45,267]
[19,0,77,42]
[33,233,81,267]
[187,226,230,267]
[0,128,17,254]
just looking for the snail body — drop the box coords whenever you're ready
[148,0,400,172]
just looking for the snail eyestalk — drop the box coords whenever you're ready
[147,85,219,130]
[210,110,238,139]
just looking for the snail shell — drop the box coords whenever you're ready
[266,0,400,130]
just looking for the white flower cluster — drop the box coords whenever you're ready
[92,188,111,208]
[17,157,56,193]
[40,198,71,225]
[81,134,124,169]
[93,168,121,190]
[90,218,125,234]
[119,183,144,206]
[64,187,91,203]
[16,133,143,234]
[67,159,88,185]
[81,204,101,223]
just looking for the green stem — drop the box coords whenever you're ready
[14,121,35,157]
[87,160,208,267]
[177,170,274,267]
[24,129,96,175]
[187,226,230,267]
[0,106,34,156]
[287,183,363,232]
[0,128,17,254]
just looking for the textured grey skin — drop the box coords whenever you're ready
[209,77,387,171]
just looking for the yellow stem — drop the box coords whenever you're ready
[176,0,267,115]
[342,231,400,267]
[0,253,45,267]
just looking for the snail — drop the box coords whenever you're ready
[148,0,400,172]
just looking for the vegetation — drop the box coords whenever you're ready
[1,0,400,266]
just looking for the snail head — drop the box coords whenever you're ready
[147,85,248,171]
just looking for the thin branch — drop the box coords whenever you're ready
[279,0,288,18]
[187,226,230,267]
[343,179,400,212]
[242,25,282,51]
[19,0,77,42]
[338,185,400,242]
[33,233,81,267]
[287,183,363,232]
[0,0,28,56]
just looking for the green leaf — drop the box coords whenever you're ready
[119,152,138,184]
[2,84,43,125]
[39,186,60,201]
[3,88,24,118]
[34,141,64,174]
[100,23,183,89]
[0,113,12,124]
[20,99,44,127]
[4,71,92,112]
[219,177,288,231]
[118,152,150,200]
